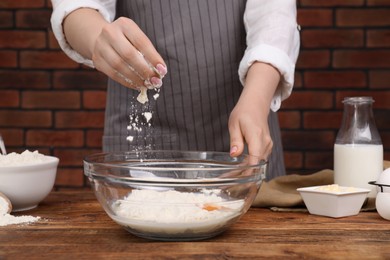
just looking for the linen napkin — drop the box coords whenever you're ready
[252,161,390,211]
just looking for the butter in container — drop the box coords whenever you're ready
[297,184,370,218]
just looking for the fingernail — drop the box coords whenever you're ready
[150,77,162,88]
[156,64,167,77]
[230,146,238,156]
[144,79,154,89]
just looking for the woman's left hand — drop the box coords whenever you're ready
[229,97,272,161]
[228,62,280,160]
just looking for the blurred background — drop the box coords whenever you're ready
[0,0,389,188]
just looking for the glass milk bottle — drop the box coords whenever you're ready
[334,97,383,198]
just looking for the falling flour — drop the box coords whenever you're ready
[111,189,244,234]
[143,112,152,123]
[0,196,40,226]
[136,87,149,104]
[127,87,159,144]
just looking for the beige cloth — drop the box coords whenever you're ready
[252,161,390,211]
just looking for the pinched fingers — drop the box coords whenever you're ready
[92,17,167,90]
[117,18,167,86]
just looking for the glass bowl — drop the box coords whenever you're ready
[83,150,267,241]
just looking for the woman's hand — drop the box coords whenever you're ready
[64,8,167,90]
[228,62,280,160]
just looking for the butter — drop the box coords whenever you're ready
[316,184,356,193]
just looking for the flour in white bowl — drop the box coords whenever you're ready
[0,150,47,167]
[0,196,40,226]
[111,189,245,234]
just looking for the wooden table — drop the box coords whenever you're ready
[1,190,389,259]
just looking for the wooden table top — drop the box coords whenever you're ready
[1,190,389,259]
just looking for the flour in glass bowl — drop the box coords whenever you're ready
[110,189,245,235]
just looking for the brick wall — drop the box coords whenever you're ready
[0,0,389,188]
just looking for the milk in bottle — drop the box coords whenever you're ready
[334,97,383,198]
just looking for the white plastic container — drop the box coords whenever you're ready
[297,185,370,218]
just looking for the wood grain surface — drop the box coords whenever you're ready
[0,190,389,259]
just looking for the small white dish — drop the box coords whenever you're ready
[297,185,370,218]
[0,155,59,212]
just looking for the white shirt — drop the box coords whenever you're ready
[51,0,300,111]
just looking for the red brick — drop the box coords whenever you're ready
[55,111,105,128]
[336,9,390,27]
[367,0,390,6]
[83,91,106,109]
[297,9,333,27]
[0,111,52,127]
[382,132,390,149]
[301,29,363,48]
[335,91,390,109]
[367,30,390,48]
[54,149,101,167]
[294,72,303,88]
[296,50,330,69]
[278,111,301,129]
[0,129,24,146]
[303,112,343,129]
[20,51,79,69]
[282,91,334,109]
[284,151,303,169]
[333,50,390,68]
[16,10,51,28]
[0,31,46,48]
[375,110,390,130]
[0,90,19,107]
[369,70,390,89]
[53,71,107,89]
[304,152,334,170]
[86,130,103,148]
[26,130,84,147]
[0,51,17,68]
[48,30,60,49]
[22,91,81,109]
[55,168,85,187]
[304,71,367,88]
[282,131,335,150]
[0,0,45,8]
[0,11,13,28]
[300,0,364,6]
[0,70,50,88]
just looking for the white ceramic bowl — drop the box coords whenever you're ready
[297,185,370,218]
[0,156,59,212]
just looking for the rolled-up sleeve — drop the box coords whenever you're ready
[239,0,300,111]
[50,0,116,67]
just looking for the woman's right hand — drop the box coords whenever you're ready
[92,17,167,90]
[63,9,167,90]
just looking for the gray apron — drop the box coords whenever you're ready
[103,0,286,179]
